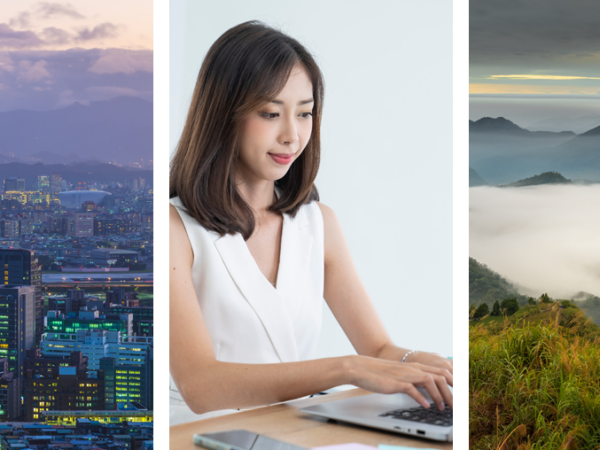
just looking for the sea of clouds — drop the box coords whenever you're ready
[470,184,600,299]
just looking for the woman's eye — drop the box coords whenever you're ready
[299,112,313,118]
[261,113,312,119]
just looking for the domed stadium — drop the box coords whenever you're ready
[58,191,111,209]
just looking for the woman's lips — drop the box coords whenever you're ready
[269,153,294,165]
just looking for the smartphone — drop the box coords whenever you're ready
[193,430,306,450]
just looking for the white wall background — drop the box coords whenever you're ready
[170,0,453,358]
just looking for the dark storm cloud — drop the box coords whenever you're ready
[470,0,600,70]
[0,48,152,112]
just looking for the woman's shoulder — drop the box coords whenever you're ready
[313,201,345,266]
[170,197,220,243]
[313,201,340,231]
[169,199,194,263]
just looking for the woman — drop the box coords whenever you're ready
[170,21,453,425]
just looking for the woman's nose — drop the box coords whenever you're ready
[279,115,299,145]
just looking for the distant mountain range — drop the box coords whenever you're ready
[470,117,576,138]
[470,117,600,184]
[0,96,152,165]
[499,171,572,188]
[0,162,152,189]
[526,114,600,134]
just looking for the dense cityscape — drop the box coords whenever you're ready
[0,169,153,449]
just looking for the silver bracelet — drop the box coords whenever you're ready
[401,350,420,363]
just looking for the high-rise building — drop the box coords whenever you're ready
[37,175,49,192]
[50,174,62,194]
[40,330,151,373]
[0,220,19,239]
[0,285,36,377]
[100,357,151,409]
[0,357,21,421]
[24,349,87,379]
[3,178,18,192]
[47,289,98,315]
[0,250,43,345]
[74,212,94,237]
[45,310,132,336]
[135,319,152,336]
[145,345,153,410]
[23,366,105,421]
[109,305,153,336]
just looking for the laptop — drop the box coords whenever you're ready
[299,389,453,442]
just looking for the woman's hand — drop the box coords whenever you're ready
[405,351,453,376]
[343,355,453,411]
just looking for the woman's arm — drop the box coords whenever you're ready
[170,204,452,414]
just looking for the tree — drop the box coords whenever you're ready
[474,303,489,319]
[528,297,536,306]
[469,305,475,319]
[491,300,501,316]
[501,297,520,316]
[540,293,552,303]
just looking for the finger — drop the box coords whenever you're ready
[417,373,445,411]
[398,382,430,409]
[413,363,453,388]
[432,374,453,410]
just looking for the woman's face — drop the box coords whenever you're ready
[237,64,314,186]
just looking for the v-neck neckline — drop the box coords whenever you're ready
[242,187,286,291]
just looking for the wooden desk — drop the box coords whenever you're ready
[170,388,452,449]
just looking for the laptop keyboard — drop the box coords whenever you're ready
[379,403,453,427]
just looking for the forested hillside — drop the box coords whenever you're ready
[469,258,525,306]
[576,294,600,326]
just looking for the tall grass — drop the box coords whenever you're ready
[470,310,600,449]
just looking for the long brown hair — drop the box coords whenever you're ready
[170,21,323,240]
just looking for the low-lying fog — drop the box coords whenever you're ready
[470,184,600,299]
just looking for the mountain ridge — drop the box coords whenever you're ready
[0,96,153,165]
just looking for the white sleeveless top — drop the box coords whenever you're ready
[169,196,325,425]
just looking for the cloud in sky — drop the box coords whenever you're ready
[471,0,600,66]
[9,2,84,30]
[470,1,600,118]
[470,184,600,298]
[489,75,600,81]
[0,48,152,111]
[4,1,151,50]
[0,22,123,50]
[470,84,600,96]
[0,2,153,118]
